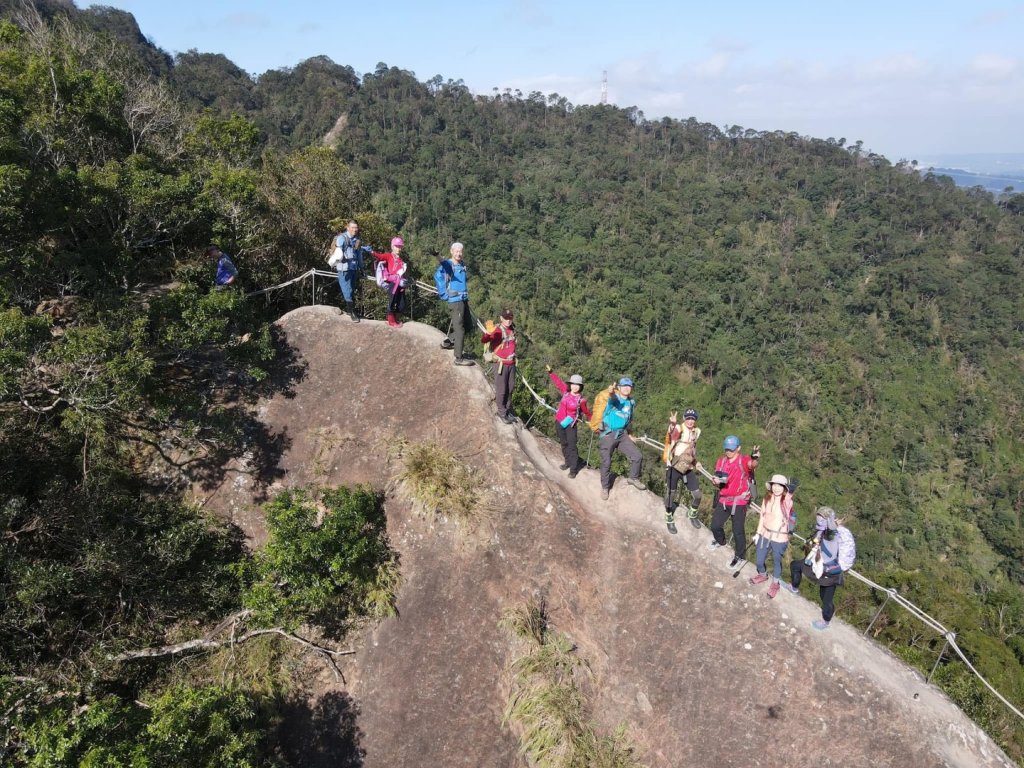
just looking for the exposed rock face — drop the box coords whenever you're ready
[196,305,1015,768]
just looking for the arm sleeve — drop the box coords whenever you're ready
[580,399,592,420]
[549,372,567,393]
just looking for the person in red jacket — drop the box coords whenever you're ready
[545,365,592,478]
[481,309,517,423]
[708,434,760,568]
[370,237,409,327]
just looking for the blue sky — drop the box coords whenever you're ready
[103,1,1023,162]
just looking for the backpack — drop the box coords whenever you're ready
[588,386,614,433]
[325,235,341,267]
[374,260,390,288]
[433,261,452,298]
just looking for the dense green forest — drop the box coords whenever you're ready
[2,1,1024,764]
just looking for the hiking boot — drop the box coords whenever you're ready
[687,506,699,519]
[767,581,780,599]
[729,556,745,569]
[812,619,831,631]
[601,488,609,501]
[664,509,675,524]
[666,520,678,535]
[707,541,722,550]
[453,358,474,366]
[559,463,569,470]
[783,582,800,594]
[345,302,360,323]
[749,573,769,585]
[501,414,516,424]
[625,478,646,491]
[386,314,399,327]
[440,338,454,349]
[568,468,578,479]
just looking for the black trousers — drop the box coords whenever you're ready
[790,560,838,622]
[447,300,473,359]
[666,467,701,510]
[388,286,406,314]
[494,362,514,417]
[556,421,580,469]
[711,500,748,558]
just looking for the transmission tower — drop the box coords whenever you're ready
[601,70,608,105]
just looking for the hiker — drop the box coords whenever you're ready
[546,365,591,478]
[597,377,645,501]
[329,220,370,322]
[371,237,409,327]
[749,474,793,598]
[784,507,856,630]
[481,310,517,423]
[207,246,238,287]
[662,408,703,527]
[435,242,474,366]
[708,435,760,568]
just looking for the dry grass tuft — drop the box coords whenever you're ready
[395,441,489,526]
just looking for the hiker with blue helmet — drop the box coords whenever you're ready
[434,242,474,366]
[662,408,703,530]
[328,220,371,322]
[598,377,645,501]
[784,507,856,630]
[709,435,759,568]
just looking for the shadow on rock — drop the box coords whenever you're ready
[277,691,365,768]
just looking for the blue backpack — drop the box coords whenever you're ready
[602,395,633,433]
[433,261,451,298]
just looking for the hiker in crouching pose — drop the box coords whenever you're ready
[596,377,645,501]
[784,507,856,630]
[709,435,760,568]
[329,220,371,322]
[371,237,409,327]
[662,408,703,528]
[749,474,794,598]
[546,365,591,478]
[481,310,517,423]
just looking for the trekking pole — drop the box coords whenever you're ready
[585,431,594,467]
[731,535,760,578]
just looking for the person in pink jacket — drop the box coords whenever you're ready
[749,474,793,598]
[545,365,592,478]
[370,237,409,327]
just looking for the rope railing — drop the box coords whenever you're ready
[244,266,1024,724]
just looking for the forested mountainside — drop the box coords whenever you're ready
[1,1,1023,764]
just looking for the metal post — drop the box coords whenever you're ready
[311,272,316,305]
[524,403,541,429]
[928,633,954,683]
[586,431,595,467]
[864,589,894,637]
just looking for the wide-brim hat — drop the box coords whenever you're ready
[766,473,789,490]
[568,374,584,386]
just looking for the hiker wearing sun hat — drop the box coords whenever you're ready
[597,377,645,500]
[749,474,794,598]
[546,365,592,478]
[662,408,703,528]
[784,507,857,630]
[370,236,409,327]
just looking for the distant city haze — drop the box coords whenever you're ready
[104,0,1022,163]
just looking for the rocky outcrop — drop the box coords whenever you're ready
[196,305,1015,768]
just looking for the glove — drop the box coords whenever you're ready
[751,444,761,459]
[545,364,552,373]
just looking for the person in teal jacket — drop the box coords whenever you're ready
[598,377,646,500]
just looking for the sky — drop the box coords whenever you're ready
[101,0,1023,164]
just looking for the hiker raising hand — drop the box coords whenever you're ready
[662,408,702,529]
[547,367,591,479]
[597,377,645,501]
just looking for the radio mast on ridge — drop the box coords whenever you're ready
[601,70,608,105]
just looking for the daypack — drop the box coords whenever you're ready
[588,386,614,433]
[786,500,798,533]
[433,261,452,298]
[374,260,390,288]
[325,236,341,267]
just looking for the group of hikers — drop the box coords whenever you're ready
[210,225,859,632]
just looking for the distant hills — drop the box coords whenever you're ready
[914,153,1024,194]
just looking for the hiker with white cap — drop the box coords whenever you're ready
[434,242,474,365]
[749,474,794,598]
[784,507,857,630]
[328,220,370,322]
[597,377,645,500]
[662,408,703,529]
[546,365,592,478]
[708,435,760,568]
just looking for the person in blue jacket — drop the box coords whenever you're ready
[330,220,371,323]
[207,246,238,287]
[598,377,646,500]
[784,507,857,630]
[434,242,474,366]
